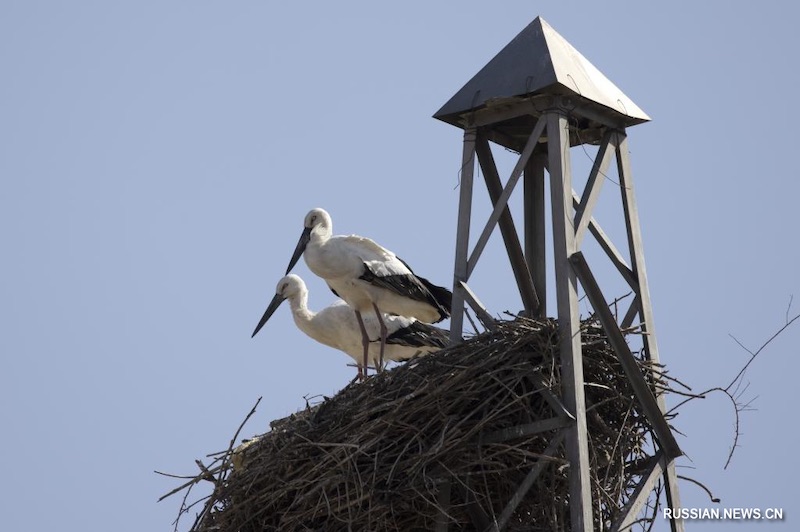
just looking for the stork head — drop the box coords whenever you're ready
[304,208,332,233]
[286,208,332,274]
[275,274,306,300]
[251,274,307,338]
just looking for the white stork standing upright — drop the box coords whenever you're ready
[284,208,452,375]
[251,274,449,379]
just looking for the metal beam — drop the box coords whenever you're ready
[524,152,548,317]
[472,104,538,128]
[475,133,540,313]
[574,131,615,247]
[663,463,685,532]
[484,431,566,532]
[569,251,681,459]
[450,127,477,344]
[570,100,630,130]
[548,111,594,532]
[615,131,659,364]
[466,115,546,277]
[459,281,497,330]
[527,370,576,421]
[615,132,684,530]
[620,293,640,330]
[610,453,664,532]
[571,192,637,290]
[483,129,525,153]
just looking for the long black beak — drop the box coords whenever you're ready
[286,226,312,275]
[251,293,287,338]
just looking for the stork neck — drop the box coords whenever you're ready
[288,294,332,347]
[290,291,322,340]
[288,290,312,319]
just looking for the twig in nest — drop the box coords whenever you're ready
[157,395,263,532]
[226,396,262,459]
[156,464,224,502]
[195,460,216,484]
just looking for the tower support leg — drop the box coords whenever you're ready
[450,126,477,344]
[547,111,594,532]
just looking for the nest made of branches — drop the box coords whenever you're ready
[170,316,674,532]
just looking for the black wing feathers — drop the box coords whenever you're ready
[359,256,452,321]
[358,266,426,302]
[415,275,452,315]
[386,321,449,349]
[395,256,452,314]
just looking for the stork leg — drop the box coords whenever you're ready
[354,310,370,380]
[372,303,388,372]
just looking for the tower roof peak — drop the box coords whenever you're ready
[434,17,649,129]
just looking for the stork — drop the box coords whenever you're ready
[252,274,448,379]
[284,208,452,372]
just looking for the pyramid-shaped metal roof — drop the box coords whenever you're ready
[434,17,649,128]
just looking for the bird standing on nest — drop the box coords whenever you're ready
[252,274,449,379]
[284,208,452,375]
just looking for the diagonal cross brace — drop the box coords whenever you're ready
[569,251,681,459]
[466,115,547,277]
[571,192,637,290]
[574,131,616,247]
[475,133,540,313]
[610,452,664,532]
[483,431,566,532]
[459,281,497,330]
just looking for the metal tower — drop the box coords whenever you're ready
[434,17,684,532]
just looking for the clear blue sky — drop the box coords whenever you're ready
[2,2,798,530]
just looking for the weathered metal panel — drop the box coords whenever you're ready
[434,17,649,129]
[435,18,558,122]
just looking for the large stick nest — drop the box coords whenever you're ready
[174,317,672,531]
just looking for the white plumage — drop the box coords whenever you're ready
[284,208,452,373]
[252,274,448,379]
